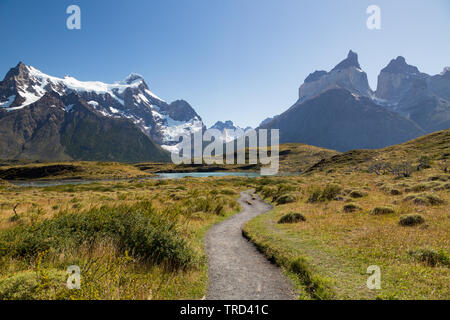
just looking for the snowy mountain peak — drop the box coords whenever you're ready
[209,120,252,143]
[210,120,251,131]
[0,63,203,152]
[122,73,145,85]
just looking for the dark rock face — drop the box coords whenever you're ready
[375,56,428,104]
[429,68,450,101]
[331,50,361,71]
[380,56,421,74]
[164,100,199,122]
[259,89,425,152]
[0,91,170,162]
[258,116,278,127]
[376,58,450,133]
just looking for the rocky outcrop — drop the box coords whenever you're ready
[375,56,428,104]
[298,50,372,104]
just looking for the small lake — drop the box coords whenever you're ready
[8,171,271,187]
[155,172,262,179]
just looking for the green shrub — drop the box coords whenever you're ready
[408,194,445,206]
[349,190,366,198]
[428,175,448,182]
[371,207,395,215]
[423,194,445,205]
[409,249,449,267]
[343,204,361,213]
[0,202,194,271]
[308,184,341,203]
[276,194,296,205]
[183,195,227,216]
[390,189,402,196]
[0,269,65,300]
[417,156,432,170]
[307,186,322,203]
[219,188,236,196]
[278,213,306,224]
[399,214,425,226]
[411,184,427,192]
[322,184,341,200]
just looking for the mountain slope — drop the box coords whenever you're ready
[0,91,170,162]
[0,62,203,151]
[260,51,448,152]
[307,129,450,173]
[260,88,425,152]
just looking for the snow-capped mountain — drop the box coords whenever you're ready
[0,62,203,152]
[209,120,252,143]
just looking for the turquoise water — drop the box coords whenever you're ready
[155,172,262,179]
[10,171,299,187]
[9,171,263,187]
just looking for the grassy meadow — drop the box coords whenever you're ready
[0,129,448,300]
[244,131,450,300]
[0,177,248,299]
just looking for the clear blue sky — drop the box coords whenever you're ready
[1,0,449,127]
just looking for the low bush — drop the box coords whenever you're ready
[276,194,296,205]
[399,214,425,226]
[0,202,194,271]
[343,204,361,213]
[407,194,445,206]
[307,184,341,203]
[390,189,402,196]
[278,213,306,224]
[349,190,367,198]
[371,207,395,215]
[409,249,449,267]
[219,188,236,196]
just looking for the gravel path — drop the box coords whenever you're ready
[205,191,295,300]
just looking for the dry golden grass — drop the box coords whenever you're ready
[245,167,449,299]
[0,176,249,300]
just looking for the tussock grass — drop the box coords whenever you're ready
[371,207,395,215]
[278,213,306,224]
[343,204,361,213]
[0,176,243,299]
[409,249,449,267]
[276,194,296,205]
[307,184,341,203]
[399,214,425,226]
